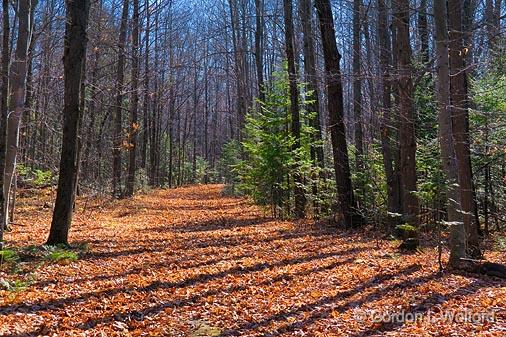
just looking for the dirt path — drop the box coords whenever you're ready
[1,185,505,336]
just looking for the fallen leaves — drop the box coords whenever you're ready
[0,185,505,336]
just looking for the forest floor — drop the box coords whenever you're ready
[0,185,505,337]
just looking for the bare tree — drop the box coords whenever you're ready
[112,0,129,197]
[47,0,91,245]
[299,0,324,214]
[352,0,363,167]
[447,0,481,258]
[4,0,36,225]
[126,0,140,197]
[0,0,10,245]
[254,0,265,102]
[393,0,418,230]
[283,0,306,218]
[377,0,401,226]
[434,0,466,267]
[315,0,359,226]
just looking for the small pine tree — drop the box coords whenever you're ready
[238,66,318,218]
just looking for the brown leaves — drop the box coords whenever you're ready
[0,185,505,336]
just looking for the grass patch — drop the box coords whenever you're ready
[0,249,19,264]
[43,245,79,264]
[0,278,29,292]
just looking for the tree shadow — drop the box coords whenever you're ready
[220,264,425,336]
[167,217,272,233]
[345,277,506,337]
[76,256,357,330]
[0,246,367,317]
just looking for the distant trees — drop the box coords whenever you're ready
[0,0,504,257]
[47,0,91,245]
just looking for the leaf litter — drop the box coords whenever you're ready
[0,185,504,336]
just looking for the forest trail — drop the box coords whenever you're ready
[1,185,505,336]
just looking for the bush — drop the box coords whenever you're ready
[17,164,55,188]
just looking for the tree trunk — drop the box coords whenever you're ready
[283,0,306,218]
[393,0,418,227]
[377,0,401,226]
[112,0,129,197]
[352,0,363,167]
[447,0,481,258]
[4,0,35,225]
[0,0,10,244]
[141,0,150,170]
[315,0,359,226]
[254,0,265,102]
[126,0,140,197]
[434,0,466,267]
[299,0,324,216]
[228,0,247,138]
[47,0,91,245]
[418,0,429,64]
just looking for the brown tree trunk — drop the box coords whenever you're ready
[418,0,429,64]
[352,0,363,167]
[254,0,265,102]
[283,0,306,218]
[0,0,10,243]
[141,0,150,170]
[4,0,36,225]
[126,0,140,197]
[299,0,324,216]
[47,0,91,245]
[434,0,466,266]
[377,0,401,226]
[228,0,247,138]
[112,0,129,197]
[447,0,481,258]
[393,0,418,227]
[315,0,359,226]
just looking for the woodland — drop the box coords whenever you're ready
[0,0,505,336]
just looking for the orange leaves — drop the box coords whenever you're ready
[1,185,505,336]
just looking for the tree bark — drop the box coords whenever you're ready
[418,0,429,64]
[299,0,324,216]
[393,0,418,226]
[141,0,150,170]
[283,0,306,218]
[315,0,359,226]
[352,0,363,167]
[447,0,481,258]
[434,0,466,266]
[112,0,129,197]
[0,0,10,244]
[254,0,265,102]
[47,0,91,245]
[377,0,401,226]
[126,0,140,197]
[4,0,36,225]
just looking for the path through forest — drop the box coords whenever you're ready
[1,185,505,336]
